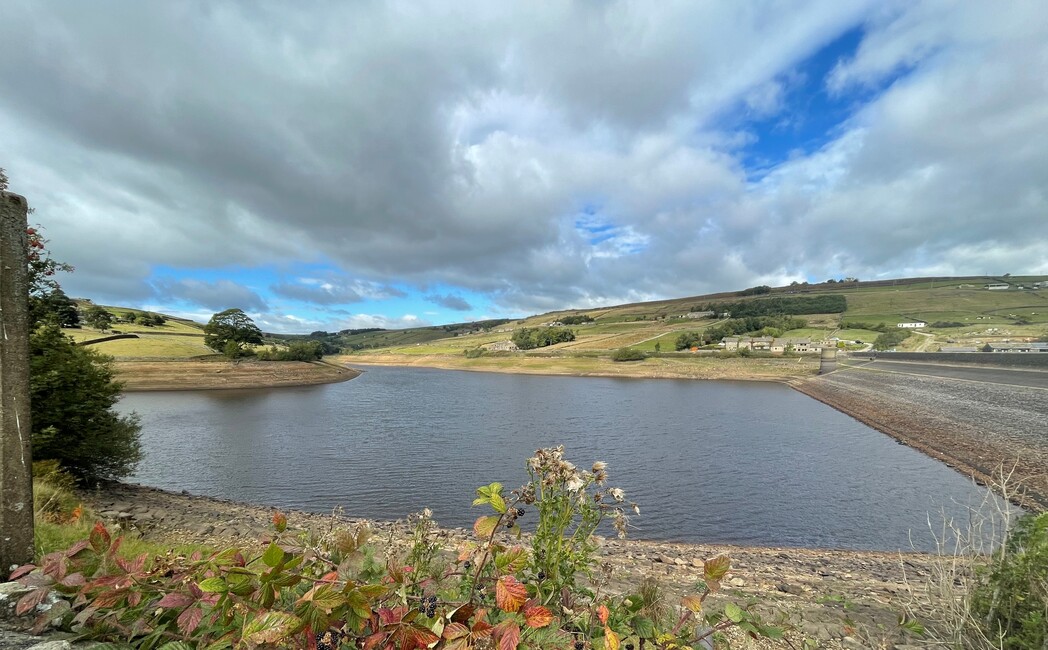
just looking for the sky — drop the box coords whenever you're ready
[2,1,1046,334]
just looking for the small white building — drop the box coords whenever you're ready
[985,283,1010,290]
[897,321,927,329]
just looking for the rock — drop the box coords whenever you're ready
[728,577,746,587]
[776,583,805,595]
[0,581,34,599]
[841,636,866,650]
[26,642,73,650]
[690,558,704,568]
[656,555,674,564]
[673,558,687,566]
[198,524,215,535]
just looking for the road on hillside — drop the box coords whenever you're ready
[838,358,1048,389]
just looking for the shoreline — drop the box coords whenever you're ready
[115,358,360,392]
[74,480,938,647]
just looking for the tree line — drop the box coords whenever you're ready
[511,326,576,350]
[675,315,808,350]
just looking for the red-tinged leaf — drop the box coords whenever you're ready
[16,587,49,616]
[409,626,440,649]
[495,620,521,650]
[445,638,469,650]
[128,591,142,607]
[496,575,528,613]
[472,618,493,639]
[59,573,86,588]
[178,605,204,635]
[156,592,196,609]
[681,595,703,613]
[273,511,288,532]
[449,603,476,624]
[703,555,731,582]
[63,540,89,558]
[379,606,409,626]
[473,515,500,540]
[320,570,339,583]
[443,622,470,640]
[42,554,66,581]
[89,522,111,554]
[597,604,610,625]
[523,604,554,629]
[108,535,123,557]
[8,564,35,580]
[364,631,387,650]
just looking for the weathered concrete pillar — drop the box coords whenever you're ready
[0,191,33,574]
[818,345,838,375]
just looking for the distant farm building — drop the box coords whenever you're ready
[485,340,519,352]
[684,311,714,319]
[897,321,927,328]
[721,336,822,353]
[985,283,1010,290]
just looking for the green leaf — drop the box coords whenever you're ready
[262,542,284,568]
[631,615,656,639]
[198,577,227,593]
[723,603,744,623]
[474,515,500,539]
[242,611,301,645]
[159,643,196,650]
[490,492,507,514]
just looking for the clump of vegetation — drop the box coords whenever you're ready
[969,512,1048,649]
[872,329,912,350]
[559,314,594,325]
[11,449,785,648]
[611,347,646,362]
[674,315,808,350]
[930,321,966,328]
[463,347,485,358]
[511,326,575,350]
[736,285,771,296]
[256,341,324,361]
[699,294,845,317]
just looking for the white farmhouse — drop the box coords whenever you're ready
[897,321,927,328]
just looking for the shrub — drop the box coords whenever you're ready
[11,449,786,648]
[611,348,646,362]
[463,347,485,358]
[970,513,1048,649]
[872,329,912,350]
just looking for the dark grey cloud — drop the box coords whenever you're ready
[152,279,268,313]
[1,1,1045,323]
[426,293,473,312]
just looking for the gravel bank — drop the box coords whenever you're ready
[792,364,1048,511]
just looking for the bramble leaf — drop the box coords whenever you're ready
[15,588,48,616]
[156,592,195,609]
[704,555,730,582]
[242,611,301,645]
[523,603,553,628]
[262,541,284,568]
[272,511,288,533]
[724,602,744,623]
[494,620,520,650]
[598,604,610,624]
[603,627,620,650]
[89,522,111,554]
[474,515,500,540]
[682,595,703,613]
[198,577,227,593]
[495,575,528,613]
[631,615,656,639]
[177,606,204,636]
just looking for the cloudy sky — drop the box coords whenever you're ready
[2,1,1046,333]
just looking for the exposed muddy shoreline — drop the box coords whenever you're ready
[115,359,360,391]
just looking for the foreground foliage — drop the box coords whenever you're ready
[970,512,1048,649]
[11,449,784,649]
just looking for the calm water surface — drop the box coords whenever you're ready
[117,366,1001,551]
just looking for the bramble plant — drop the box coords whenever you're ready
[11,448,784,648]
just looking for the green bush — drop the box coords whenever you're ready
[970,513,1048,649]
[872,329,912,350]
[463,347,485,358]
[611,348,646,362]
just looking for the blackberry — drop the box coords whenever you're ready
[537,571,546,580]
[505,521,514,529]
[626,645,634,650]
[463,560,472,569]
[574,642,585,650]
[516,508,525,517]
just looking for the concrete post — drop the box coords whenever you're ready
[818,345,838,375]
[0,191,33,574]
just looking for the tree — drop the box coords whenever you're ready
[30,325,141,483]
[23,224,141,483]
[84,305,114,332]
[33,287,79,327]
[204,308,264,358]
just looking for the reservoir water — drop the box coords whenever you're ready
[116,365,1001,551]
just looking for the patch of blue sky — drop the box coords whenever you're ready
[723,26,920,180]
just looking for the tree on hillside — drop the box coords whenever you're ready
[25,226,142,483]
[204,308,264,358]
[84,305,115,332]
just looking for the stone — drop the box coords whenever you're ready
[690,558,704,568]
[776,583,805,595]
[728,577,746,587]
[841,636,866,650]
[656,555,674,564]
[26,642,73,650]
